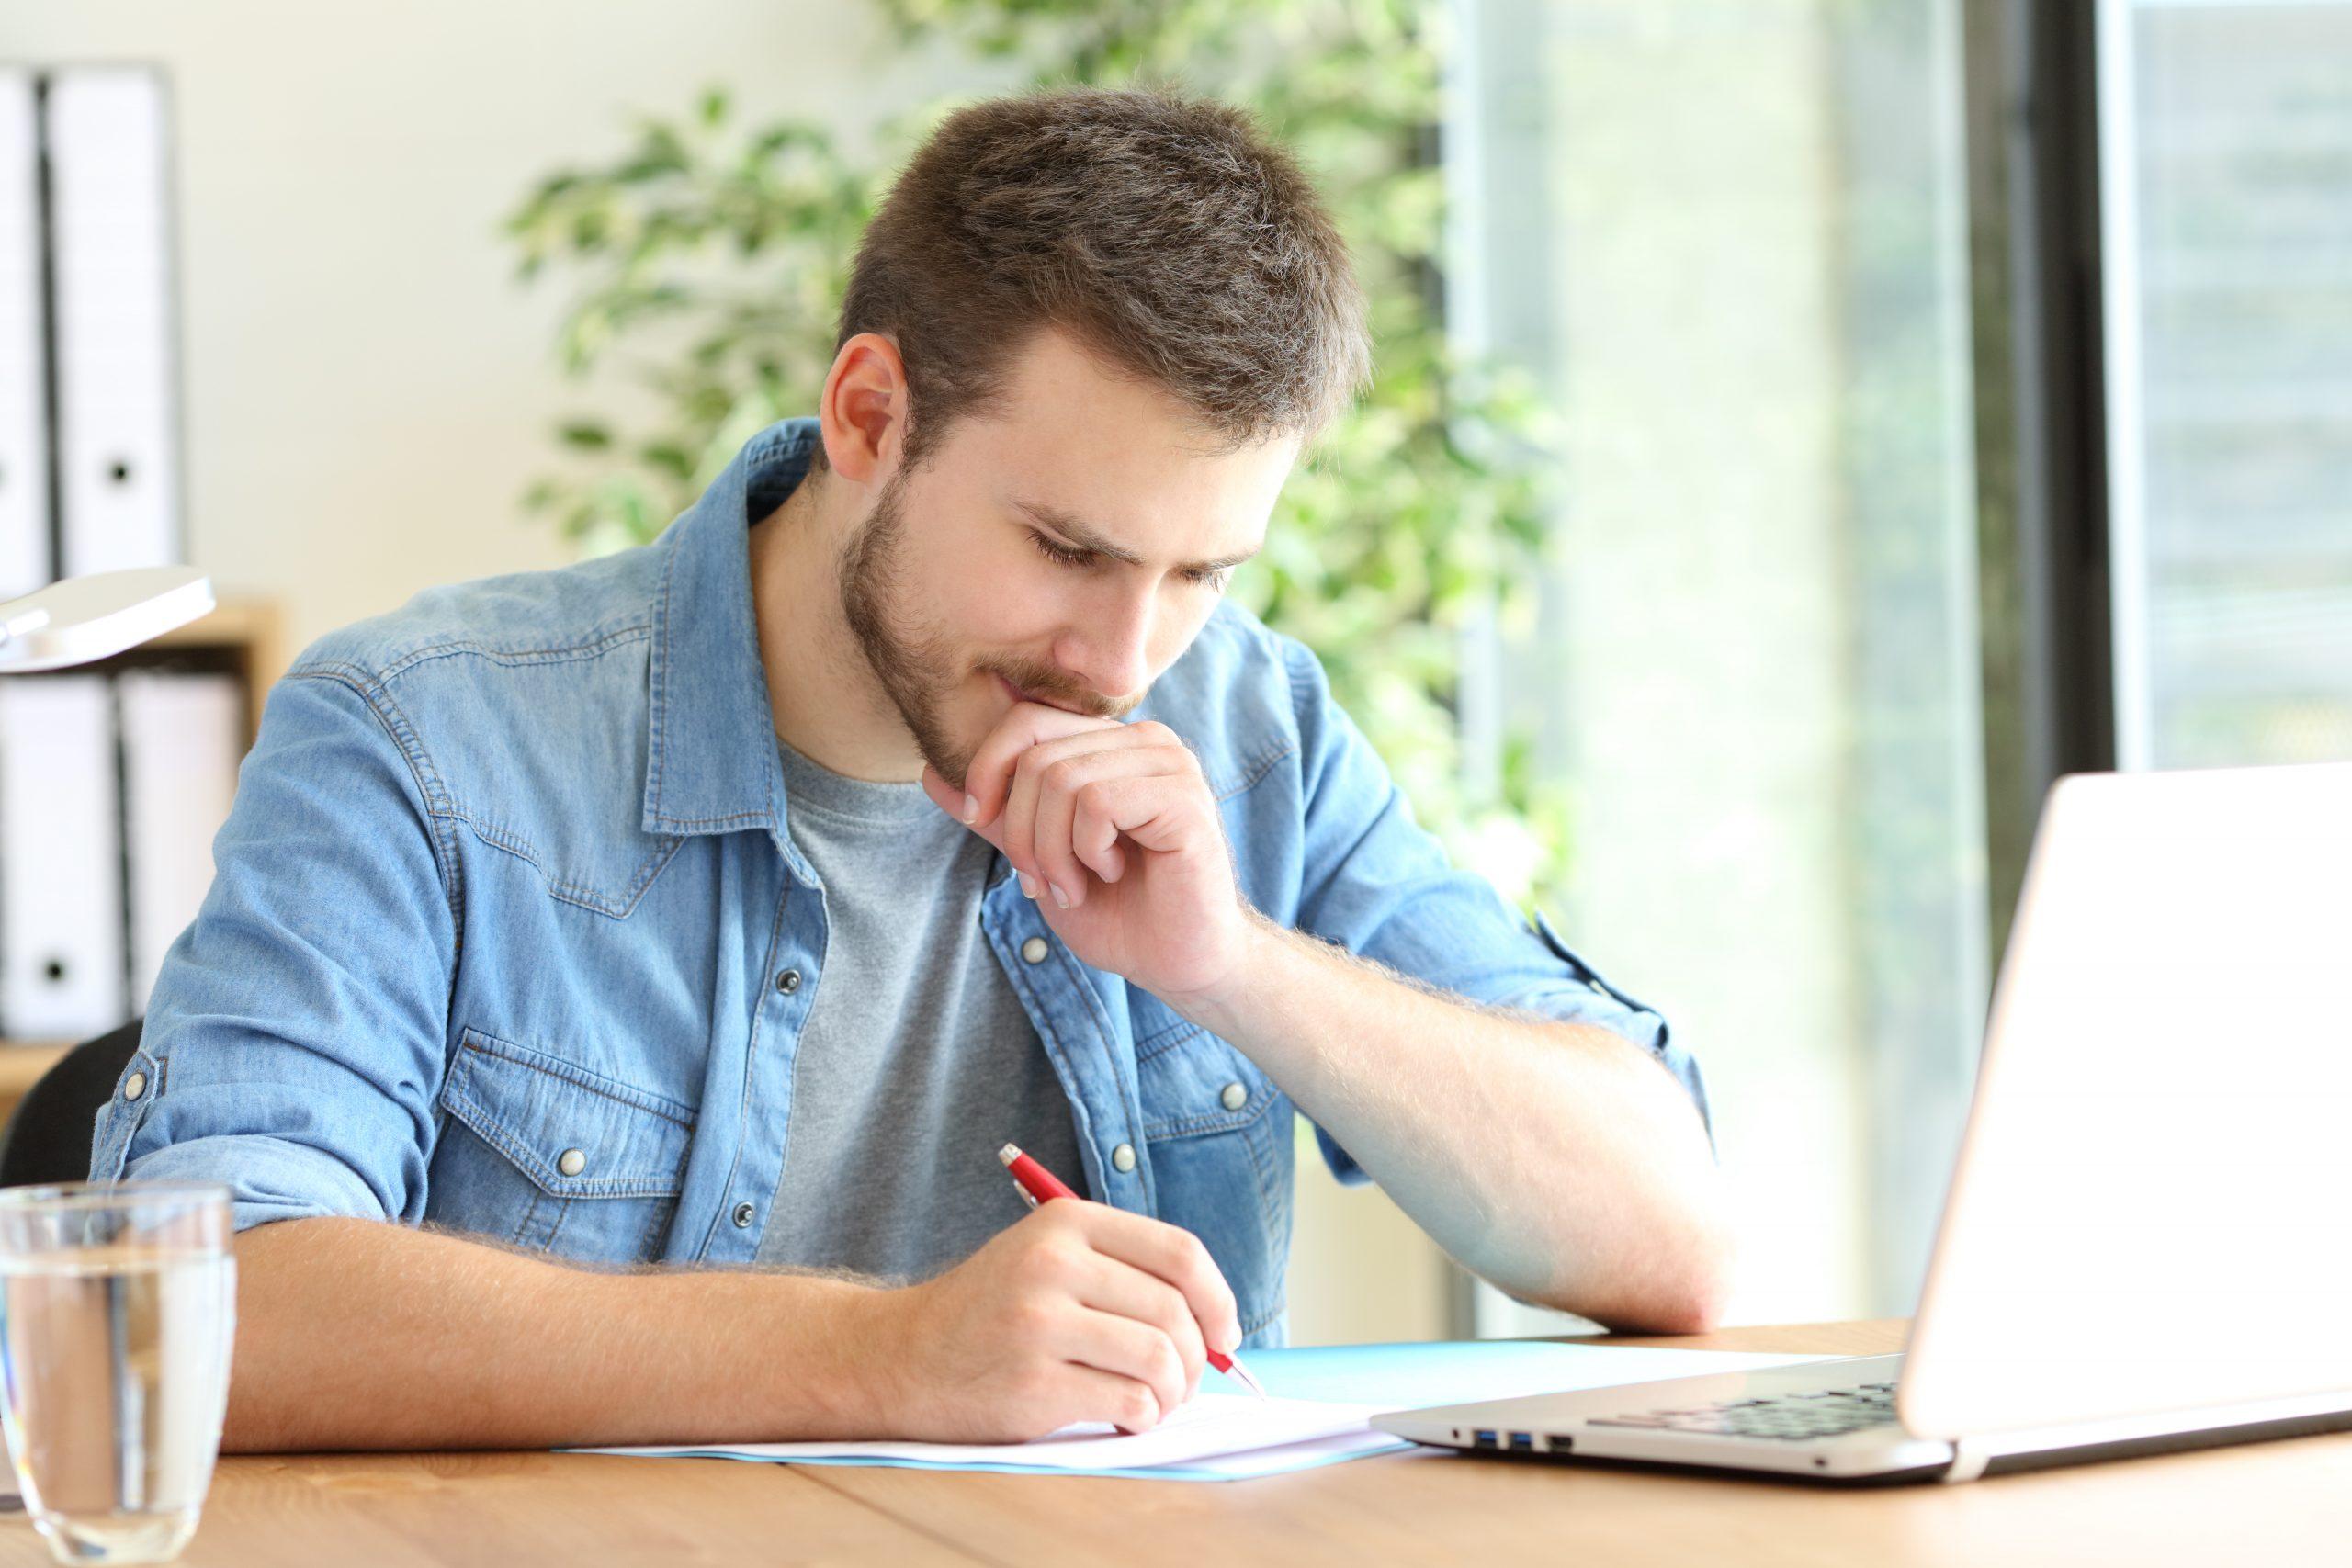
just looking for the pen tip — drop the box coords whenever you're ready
[998,1144,1021,1167]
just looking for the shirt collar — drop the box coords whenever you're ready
[640,416,821,848]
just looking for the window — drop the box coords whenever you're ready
[2099,0,2352,771]
[1453,0,1986,1325]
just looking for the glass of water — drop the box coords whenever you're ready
[0,1183,235,1565]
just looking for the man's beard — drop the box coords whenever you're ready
[837,469,1133,792]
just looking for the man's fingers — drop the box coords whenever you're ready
[1000,728,1126,900]
[920,765,1007,852]
[1054,1362,1167,1437]
[1017,743,1193,906]
[1079,807,1126,885]
[1066,1206,1243,1359]
[1069,771,1204,862]
[964,703,1118,827]
[1075,1255,1210,1399]
[1063,1308,1190,1429]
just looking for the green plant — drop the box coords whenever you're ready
[500,0,1571,906]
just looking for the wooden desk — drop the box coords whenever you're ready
[4,1319,2343,1566]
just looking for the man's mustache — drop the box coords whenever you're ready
[980,657,1138,720]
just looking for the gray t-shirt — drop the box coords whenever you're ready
[754,739,1086,1282]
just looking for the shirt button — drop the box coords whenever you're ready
[122,1071,148,1102]
[1020,936,1049,964]
[557,1148,586,1178]
[1220,1082,1248,1111]
[775,968,801,994]
[732,1202,755,1228]
[1112,1143,1136,1173]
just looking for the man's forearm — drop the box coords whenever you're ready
[226,1217,885,1451]
[1171,911,1735,1333]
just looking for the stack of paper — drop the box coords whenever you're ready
[594,1393,1408,1481]
[582,1341,1842,1482]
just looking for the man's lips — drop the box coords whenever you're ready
[991,670,1083,714]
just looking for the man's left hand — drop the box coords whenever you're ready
[920,703,1252,1003]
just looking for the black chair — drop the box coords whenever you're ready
[0,1020,142,1189]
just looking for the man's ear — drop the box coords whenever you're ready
[819,332,910,486]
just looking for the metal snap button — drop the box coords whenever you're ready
[775,968,801,994]
[1220,1082,1248,1111]
[732,1202,755,1228]
[557,1148,586,1178]
[1021,936,1049,964]
[122,1071,147,1102]
[1112,1143,1136,1173]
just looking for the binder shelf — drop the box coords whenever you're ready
[0,595,281,1055]
[131,596,284,747]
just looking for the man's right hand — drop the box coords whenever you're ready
[864,1199,1245,1443]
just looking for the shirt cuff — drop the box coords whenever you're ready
[114,1134,389,1234]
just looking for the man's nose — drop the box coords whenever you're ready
[1054,587,1155,706]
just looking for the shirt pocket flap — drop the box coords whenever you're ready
[1132,1003,1275,1141]
[439,1029,695,1199]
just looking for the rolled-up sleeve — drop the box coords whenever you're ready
[88,664,458,1233]
[1281,638,1713,1184]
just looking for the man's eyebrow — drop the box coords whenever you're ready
[1012,498,1261,575]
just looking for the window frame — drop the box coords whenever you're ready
[1962,0,2119,967]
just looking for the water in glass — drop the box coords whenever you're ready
[0,1185,234,1565]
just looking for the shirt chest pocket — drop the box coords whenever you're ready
[427,1029,695,1266]
[1129,1000,1291,1341]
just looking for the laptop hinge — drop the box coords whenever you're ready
[1939,1438,1992,1484]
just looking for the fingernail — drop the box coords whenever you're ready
[1050,883,1070,909]
[960,793,978,824]
[1019,874,1037,900]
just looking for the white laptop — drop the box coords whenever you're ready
[1377,762,2352,1483]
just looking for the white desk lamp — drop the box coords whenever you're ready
[0,566,215,672]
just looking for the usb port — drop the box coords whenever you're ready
[1509,1432,1535,1452]
[1472,1429,1499,1450]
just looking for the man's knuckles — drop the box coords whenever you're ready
[1145,1333,1188,1390]
[1040,751,1094,793]
[1114,1384,1162,1432]
[1017,1228,1093,1285]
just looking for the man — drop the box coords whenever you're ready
[95,86,1729,1451]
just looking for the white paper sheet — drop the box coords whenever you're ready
[588,1393,1400,1477]
[577,1346,1852,1482]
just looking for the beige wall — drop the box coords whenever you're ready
[1289,1131,1453,1345]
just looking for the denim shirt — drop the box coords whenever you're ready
[92,416,1711,1348]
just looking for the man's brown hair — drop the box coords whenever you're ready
[824,85,1371,471]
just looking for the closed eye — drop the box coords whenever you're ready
[1029,531,1097,570]
[1028,530,1230,592]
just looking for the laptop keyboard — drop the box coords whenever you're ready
[1588,1381,1902,1442]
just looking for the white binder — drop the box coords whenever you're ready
[0,68,47,599]
[117,671,241,1012]
[45,66,180,579]
[0,674,127,1040]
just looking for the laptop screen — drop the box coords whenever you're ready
[1900,762,2352,1439]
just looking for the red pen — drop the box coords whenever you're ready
[998,1143,1268,1399]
